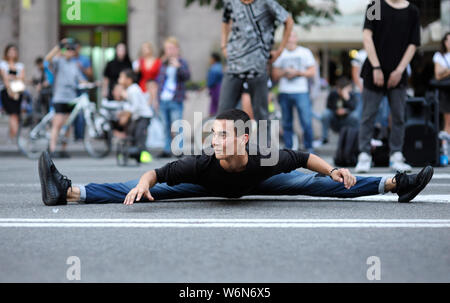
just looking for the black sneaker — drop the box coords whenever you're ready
[393,166,434,203]
[38,151,72,206]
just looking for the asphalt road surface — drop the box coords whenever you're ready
[0,154,449,283]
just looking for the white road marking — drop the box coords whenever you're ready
[0,183,449,203]
[0,219,449,228]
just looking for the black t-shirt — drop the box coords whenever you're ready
[155,149,310,198]
[361,0,421,91]
[103,59,132,98]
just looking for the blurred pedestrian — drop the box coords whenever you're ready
[45,38,87,158]
[32,57,53,116]
[351,48,390,128]
[117,69,153,153]
[433,32,450,136]
[356,0,420,173]
[0,44,26,143]
[218,0,294,125]
[272,31,316,153]
[156,37,191,158]
[318,77,359,143]
[207,52,223,117]
[72,40,93,141]
[103,42,132,100]
[133,42,161,108]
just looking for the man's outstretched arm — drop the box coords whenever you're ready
[124,170,158,205]
[306,154,357,190]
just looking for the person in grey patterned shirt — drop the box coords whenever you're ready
[218,0,294,123]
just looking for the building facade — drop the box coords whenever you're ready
[0,0,222,82]
[0,0,448,84]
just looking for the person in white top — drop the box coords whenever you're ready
[433,32,450,136]
[0,44,26,142]
[273,31,316,153]
[118,69,153,152]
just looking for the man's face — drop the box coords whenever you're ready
[211,120,248,160]
[64,49,76,59]
[164,42,179,59]
[288,32,298,45]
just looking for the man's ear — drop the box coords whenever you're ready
[243,134,249,146]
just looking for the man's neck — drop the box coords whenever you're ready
[220,153,249,173]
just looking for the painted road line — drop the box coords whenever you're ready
[0,219,449,229]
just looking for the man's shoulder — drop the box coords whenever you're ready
[407,2,419,13]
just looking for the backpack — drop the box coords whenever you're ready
[372,126,390,167]
[334,127,360,167]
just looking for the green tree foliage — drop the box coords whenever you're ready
[185,0,340,28]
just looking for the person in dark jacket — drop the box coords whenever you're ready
[318,77,359,144]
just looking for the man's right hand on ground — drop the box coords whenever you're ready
[124,184,154,205]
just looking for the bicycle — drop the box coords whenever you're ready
[17,83,113,159]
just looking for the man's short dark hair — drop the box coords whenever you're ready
[121,69,137,83]
[35,57,44,65]
[216,109,251,136]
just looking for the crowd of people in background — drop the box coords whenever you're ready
[1,0,450,173]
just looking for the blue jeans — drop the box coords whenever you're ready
[279,93,314,150]
[320,109,360,141]
[160,100,184,154]
[81,170,386,204]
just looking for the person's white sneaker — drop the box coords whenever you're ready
[355,152,372,173]
[390,152,412,173]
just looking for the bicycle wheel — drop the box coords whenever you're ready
[17,112,50,159]
[84,112,112,159]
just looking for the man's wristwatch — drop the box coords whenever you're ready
[330,168,339,176]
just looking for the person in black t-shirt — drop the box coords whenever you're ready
[38,109,434,206]
[356,0,421,174]
[103,42,132,100]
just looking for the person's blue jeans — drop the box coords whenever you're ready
[320,109,360,141]
[279,93,314,151]
[160,100,184,154]
[80,170,386,204]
